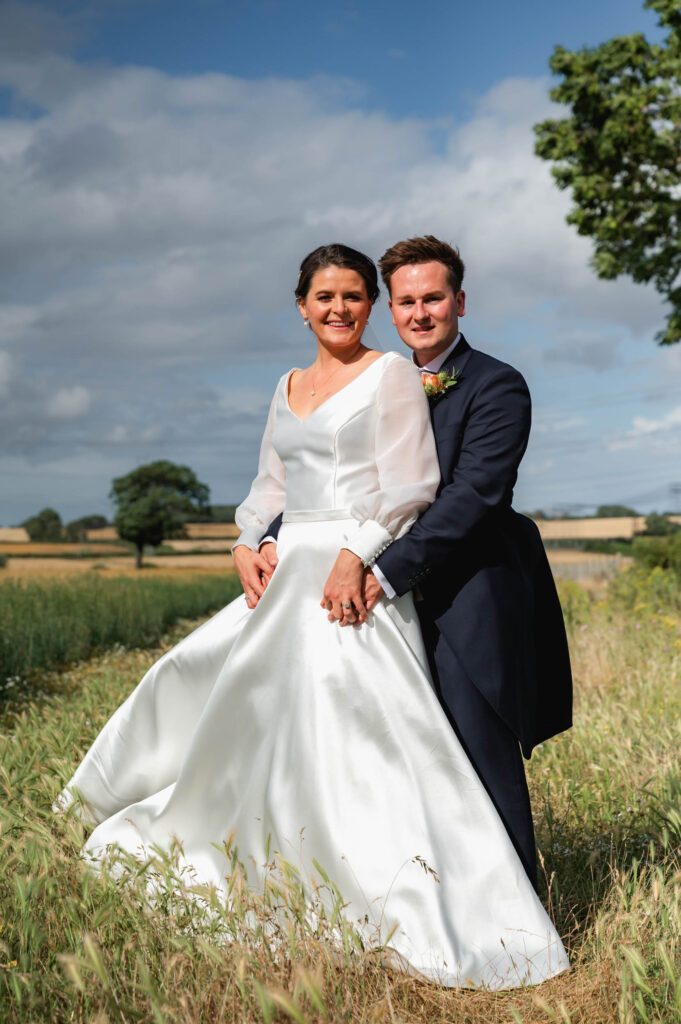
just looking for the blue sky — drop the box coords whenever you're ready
[69,0,662,120]
[1,0,679,525]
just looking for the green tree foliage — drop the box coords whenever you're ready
[632,532,681,574]
[207,504,238,523]
[110,461,210,568]
[534,0,681,345]
[22,507,63,542]
[64,514,109,542]
[596,505,638,517]
[644,511,681,535]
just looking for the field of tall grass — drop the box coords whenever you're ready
[1,567,680,1022]
[0,573,242,699]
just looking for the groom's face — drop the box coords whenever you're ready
[389,261,465,367]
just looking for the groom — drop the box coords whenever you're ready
[364,235,572,885]
[324,235,572,887]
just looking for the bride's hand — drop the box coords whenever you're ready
[321,549,368,627]
[233,544,275,609]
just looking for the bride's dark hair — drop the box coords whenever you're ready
[295,244,380,303]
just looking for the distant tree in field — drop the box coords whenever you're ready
[534,0,681,345]
[65,514,109,542]
[526,509,549,520]
[110,461,210,569]
[643,511,681,536]
[596,505,638,518]
[22,507,63,542]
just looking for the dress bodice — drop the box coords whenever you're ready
[234,352,440,565]
[275,358,400,512]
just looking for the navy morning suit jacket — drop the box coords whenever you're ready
[375,335,572,760]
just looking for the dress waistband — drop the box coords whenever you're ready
[282,508,353,524]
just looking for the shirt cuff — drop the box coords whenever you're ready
[259,535,277,548]
[232,525,263,551]
[371,563,396,600]
[342,518,393,567]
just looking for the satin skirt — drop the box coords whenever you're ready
[59,515,569,989]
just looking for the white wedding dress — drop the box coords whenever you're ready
[59,352,569,989]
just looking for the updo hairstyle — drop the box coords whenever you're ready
[295,244,380,304]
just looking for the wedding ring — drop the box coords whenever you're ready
[341,601,353,609]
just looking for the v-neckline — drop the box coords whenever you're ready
[285,353,389,423]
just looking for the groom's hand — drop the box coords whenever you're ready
[363,568,384,612]
[321,549,368,626]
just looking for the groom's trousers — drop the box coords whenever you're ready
[418,612,538,890]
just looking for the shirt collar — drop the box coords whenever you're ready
[413,333,461,374]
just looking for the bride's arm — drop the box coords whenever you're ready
[232,381,286,606]
[321,356,440,623]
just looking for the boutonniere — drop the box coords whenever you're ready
[422,367,459,398]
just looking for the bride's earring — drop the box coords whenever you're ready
[304,318,311,329]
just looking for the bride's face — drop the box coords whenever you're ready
[298,266,373,351]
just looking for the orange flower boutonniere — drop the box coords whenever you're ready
[422,368,459,398]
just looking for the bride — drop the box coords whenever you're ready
[58,244,569,989]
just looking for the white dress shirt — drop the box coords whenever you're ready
[371,333,460,599]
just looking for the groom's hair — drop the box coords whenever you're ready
[379,236,465,295]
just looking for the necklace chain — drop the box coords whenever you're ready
[310,361,349,396]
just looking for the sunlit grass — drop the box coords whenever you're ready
[0,573,241,696]
[1,570,680,1021]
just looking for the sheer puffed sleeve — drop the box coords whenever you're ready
[233,379,286,551]
[343,354,440,565]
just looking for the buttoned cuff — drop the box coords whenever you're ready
[342,518,393,567]
[371,563,396,600]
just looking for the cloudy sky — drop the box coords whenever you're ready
[2,0,680,527]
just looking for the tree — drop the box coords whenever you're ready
[534,0,681,345]
[65,514,109,542]
[644,511,681,535]
[596,504,638,517]
[206,504,238,523]
[633,531,681,573]
[110,461,210,568]
[22,507,63,542]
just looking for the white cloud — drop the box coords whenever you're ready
[533,414,586,435]
[47,385,91,419]
[0,350,12,397]
[605,405,681,456]
[0,29,674,522]
[631,406,681,436]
